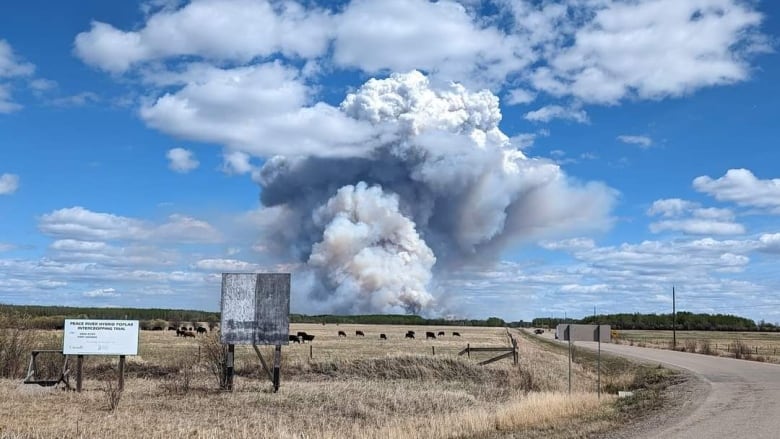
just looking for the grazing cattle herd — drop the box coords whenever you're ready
[154,323,464,344]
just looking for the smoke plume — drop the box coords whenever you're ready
[257,71,615,314]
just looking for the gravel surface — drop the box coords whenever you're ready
[577,341,780,439]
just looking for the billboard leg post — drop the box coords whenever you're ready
[567,325,572,395]
[597,325,601,399]
[272,344,281,393]
[226,344,235,391]
[76,355,83,393]
[118,355,125,391]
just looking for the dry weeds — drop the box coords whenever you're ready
[0,325,647,439]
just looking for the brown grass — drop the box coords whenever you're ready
[615,330,780,362]
[0,324,664,439]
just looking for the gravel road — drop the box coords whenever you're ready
[574,340,780,438]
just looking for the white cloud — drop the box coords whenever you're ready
[166,147,199,173]
[50,91,100,107]
[694,169,780,213]
[758,234,780,254]
[39,207,222,243]
[649,219,745,235]
[28,78,57,92]
[505,88,536,105]
[333,0,530,87]
[193,258,260,272]
[0,243,16,252]
[83,288,119,298]
[524,105,588,123]
[74,0,334,73]
[0,40,34,113]
[0,173,19,194]
[539,237,596,251]
[221,150,254,175]
[540,0,766,104]
[0,40,34,77]
[648,198,743,235]
[617,135,653,148]
[140,63,376,159]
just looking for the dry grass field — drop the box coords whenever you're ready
[0,324,673,439]
[614,329,780,362]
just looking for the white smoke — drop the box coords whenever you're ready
[258,71,615,314]
[308,183,435,314]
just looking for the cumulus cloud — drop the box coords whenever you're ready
[140,62,376,159]
[39,207,222,243]
[74,0,334,73]
[648,198,744,235]
[524,105,588,123]
[617,135,653,148]
[505,88,536,105]
[333,0,530,87]
[0,173,19,194]
[694,169,780,213]
[166,147,199,173]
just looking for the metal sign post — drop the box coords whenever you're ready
[597,324,601,398]
[567,325,572,395]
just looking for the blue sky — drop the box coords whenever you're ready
[1,0,780,322]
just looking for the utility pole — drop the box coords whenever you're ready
[672,286,677,349]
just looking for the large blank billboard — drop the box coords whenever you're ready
[63,319,139,355]
[220,273,290,345]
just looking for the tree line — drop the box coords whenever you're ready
[533,312,778,332]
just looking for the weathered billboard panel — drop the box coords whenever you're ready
[556,324,611,343]
[220,273,290,345]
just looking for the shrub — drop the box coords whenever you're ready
[0,314,42,379]
[698,340,713,355]
[734,340,752,360]
[199,330,230,389]
[684,339,697,353]
[101,380,123,412]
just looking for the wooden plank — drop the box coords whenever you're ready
[118,355,125,391]
[76,355,83,392]
[479,351,514,366]
[272,344,281,393]
[252,344,273,382]
[463,347,514,352]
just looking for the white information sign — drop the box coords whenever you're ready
[63,319,140,355]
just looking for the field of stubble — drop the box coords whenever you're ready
[0,324,639,439]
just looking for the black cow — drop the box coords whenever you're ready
[168,327,176,331]
[426,331,436,340]
[196,327,207,334]
[151,326,163,331]
[302,334,315,343]
[437,331,445,336]
[379,333,387,340]
[182,331,196,338]
[405,332,415,339]
[452,332,461,337]
[356,330,365,337]
[407,330,415,336]
[338,331,347,337]
[289,335,301,343]
[297,331,308,338]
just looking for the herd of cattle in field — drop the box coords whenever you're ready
[287,329,463,343]
[154,325,465,344]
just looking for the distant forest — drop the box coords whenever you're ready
[0,304,518,329]
[533,312,779,332]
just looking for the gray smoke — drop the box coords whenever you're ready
[257,71,615,314]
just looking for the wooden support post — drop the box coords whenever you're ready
[76,355,84,393]
[309,344,313,360]
[272,344,281,393]
[225,344,235,391]
[467,343,470,358]
[118,355,125,391]
[567,325,572,395]
[432,346,435,356]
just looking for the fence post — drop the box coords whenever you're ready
[309,344,313,360]
[432,346,435,356]
[76,355,83,393]
[118,355,125,391]
[467,343,470,358]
